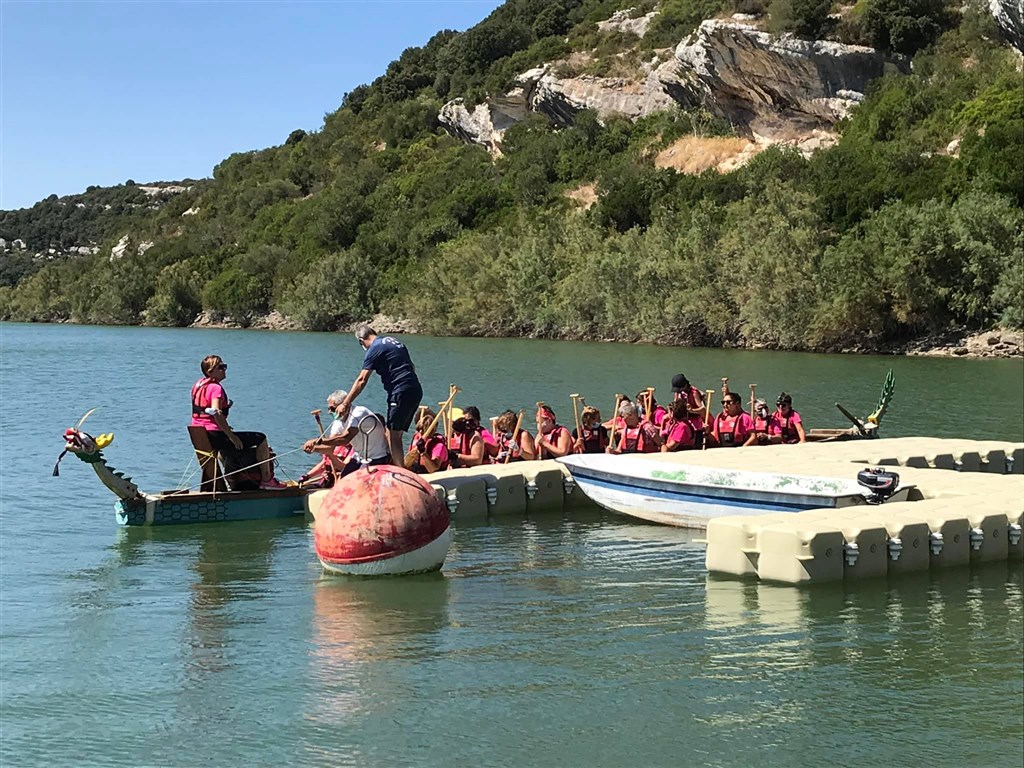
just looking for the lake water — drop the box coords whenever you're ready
[1,322,1022,766]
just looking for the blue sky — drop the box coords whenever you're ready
[0,0,504,210]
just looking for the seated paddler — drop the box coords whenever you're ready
[492,409,536,463]
[534,404,573,459]
[190,354,285,490]
[302,389,390,480]
[709,392,754,448]
[572,406,608,454]
[406,408,450,474]
[607,401,663,454]
[448,407,487,468]
[660,399,695,452]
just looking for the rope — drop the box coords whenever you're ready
[179,443,309,494]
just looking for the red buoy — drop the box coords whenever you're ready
[312,464,451,576]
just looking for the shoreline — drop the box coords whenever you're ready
[13,312,1023,360]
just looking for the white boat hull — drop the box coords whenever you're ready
[557,455,896,530]
[319,526,451,577]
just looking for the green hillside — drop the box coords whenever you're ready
[1,0,1020,349]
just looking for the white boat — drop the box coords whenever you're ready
[557,454,911,529]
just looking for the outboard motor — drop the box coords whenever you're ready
[857,467,900,504]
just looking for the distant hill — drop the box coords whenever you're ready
[1,0,1020,349]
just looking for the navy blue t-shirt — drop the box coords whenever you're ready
[361,336,419,395]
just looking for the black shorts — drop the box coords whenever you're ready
[207,430,267,453]
[386,385,422,432]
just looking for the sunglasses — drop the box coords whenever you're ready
[215,363,227,370]
[722,400,738,406]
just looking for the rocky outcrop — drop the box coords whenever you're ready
[656,20,909,134]
[597,9,657,38]
[990,0,1023,53]
[439,64,675,152]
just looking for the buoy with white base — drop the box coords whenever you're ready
[312,464,451,576]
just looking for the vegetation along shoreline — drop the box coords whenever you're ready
[3,1,1022,354]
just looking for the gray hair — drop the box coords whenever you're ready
[354,325,376,342]
[327,389,348,406]
[618,402,637,418]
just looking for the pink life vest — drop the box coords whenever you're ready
[618,424,657,454]
[537,424,568,459]
[191,377,230,430]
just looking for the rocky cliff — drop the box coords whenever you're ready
[439,15,907,153]
[656,20,909,135]
[990,0,1024,52]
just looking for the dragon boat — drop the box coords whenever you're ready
[58,426,313,526]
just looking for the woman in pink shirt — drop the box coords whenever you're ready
[661,399,695,452]
[770,392,806,444]
[191,355,284,489]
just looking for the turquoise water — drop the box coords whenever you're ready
[1,323,1022,766]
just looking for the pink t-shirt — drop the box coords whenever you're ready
[480,428,497,447]
[663,419,694,450]
[191,378,226,431]
[769,411,803,443]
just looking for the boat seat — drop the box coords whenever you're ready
[187,426,228,492]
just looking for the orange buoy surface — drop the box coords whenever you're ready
[313,465,450,569]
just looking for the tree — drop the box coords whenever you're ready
[767,0,836,39]
[864,0,956,54]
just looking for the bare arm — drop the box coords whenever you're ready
[338,369,373,417]
[303,427,357,454]
[454,434,486,467]
[537,429,573,459]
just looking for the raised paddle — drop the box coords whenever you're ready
[703,389,715,450]
[749,384,757,417]
[608,393,624,449]
[645,387,655,422]
[311,409,326,438]
[406,387,461,469]
[570,393,582,450]
[504,409,525,464]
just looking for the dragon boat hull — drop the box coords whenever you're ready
[557,454,909,529]
[114,488,312,526]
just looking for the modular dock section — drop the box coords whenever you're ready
[305,437,1023,585]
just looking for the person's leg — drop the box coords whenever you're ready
[386,429,404,466]
[386,386,421,466]
[256,440,272,483]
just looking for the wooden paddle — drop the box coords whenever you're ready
[608,393,624,450]
[645,387,655,422]
[504,409,525,464]
[406,387,461,469]
[703,389,715,451]
[311,409,326,438]
[570,393,582,450]
[749,384,757,417]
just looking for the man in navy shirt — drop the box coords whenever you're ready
[336,325,423,465]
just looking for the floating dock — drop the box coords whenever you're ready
[304,437,1023,585]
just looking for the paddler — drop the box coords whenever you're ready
[709,392,754,448]
[465,406,499,460]
[607,402,663,454]
[408,408,450,474]
[744,398,773,446]
[660,399,695,452]
[636,390,667,427]
[534,405,573,459]
[335,326,423,466]
[670,373,708,449]
[299,390,356,487]
[190,355,285,489]
[771,392,806,444]
[302,389,391,477]
[448,407,487,468]
[492,409,536,462]
[572,406,608,454]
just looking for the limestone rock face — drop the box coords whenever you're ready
[656,20,909,133]
[597,9,657,38]
[990,0,1024,52]
[439,65,674,151]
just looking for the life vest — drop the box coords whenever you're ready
[493,430,525,463]
[191,378,230,421]
[683,386,706,434]
[537,424,568,459]
[576,426,607,454]
[618,424,656,454]
[775,412,800,443]
[716,414,746,447]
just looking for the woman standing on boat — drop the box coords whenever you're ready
[709,392,754,448]
[190,355,284,489]
[771,393,806,444]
